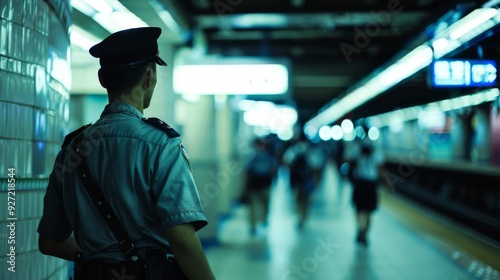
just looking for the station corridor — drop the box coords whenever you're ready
[204,162,500,280]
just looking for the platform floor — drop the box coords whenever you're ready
[204,162,500,280]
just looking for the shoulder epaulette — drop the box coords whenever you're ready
[142,117,180,138]
[61,123,91,148]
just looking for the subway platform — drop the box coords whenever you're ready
[204,161,500,280]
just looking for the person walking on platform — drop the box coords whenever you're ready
[243,136,279,236]
[37,27,215,279]
[344,126,386,247]
[283,136,325,229]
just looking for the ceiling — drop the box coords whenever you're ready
[72,0,500,126]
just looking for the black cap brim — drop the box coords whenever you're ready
[90,27,168,69]
[156,55,167,66]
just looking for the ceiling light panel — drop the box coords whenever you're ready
[71,0,148,33]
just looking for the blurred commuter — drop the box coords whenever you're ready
[244,137,279,235]
[327,139,347,202]
[344,126,386,247]
[283,136,325,229]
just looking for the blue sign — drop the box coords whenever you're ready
[430,59,497,87]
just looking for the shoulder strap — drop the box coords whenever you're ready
[61,123,92,148]
[142,117,180,138]
[72,131,144,268]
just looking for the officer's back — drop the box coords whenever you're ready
[37,27,216,280]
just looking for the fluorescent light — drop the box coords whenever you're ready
[389,117,404,133]
[244,110,270,126]
[379,45,433,87]
[111,11,148,29]
[330,125,343,141]
[238,100,256,111]
[483,0,500,7]
[70,25,101,50]
[71,0,96,16]
[174,64,289,95]
[455,18,496,42]
[486,88,500,99]
[181,94,201,103]
[432,9,499,58]
[93,13,122,33]
[304,124,318,139]
[343,131,356,141]
[341,119,353,133]
[439,99,453,111]
[355,126,366,139]
[367,127,380,141]
[307,47,432,131]
[242,104,297,131]
[448,8,497,40]
[254,101,276,110]
[418,106,446,130]
[253,127,270,137]
[367,88,500,128]
[152,5,183,34]
[402,45,433,69]
[233,14,289,28]
[305,8,500,134]
[157,10,182,34]
[277,128,294,141]
[319,126,332,141]
[84,0,113,15]
[71,0,149,33]
[432,38,449,51]
[148,0,187,37]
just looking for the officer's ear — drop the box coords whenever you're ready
[142,66,155,90]
[98,69,107,88]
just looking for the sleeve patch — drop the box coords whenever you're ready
[179,143,192,172]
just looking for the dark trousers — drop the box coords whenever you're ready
[79,260,143,280]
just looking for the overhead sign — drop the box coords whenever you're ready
[429,59,497,87]
[173,57,290,95]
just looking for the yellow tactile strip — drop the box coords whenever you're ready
[380,190,500,279]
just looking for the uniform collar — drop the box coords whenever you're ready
[101,101,144,119]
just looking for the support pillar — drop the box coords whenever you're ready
[176,95,219,245]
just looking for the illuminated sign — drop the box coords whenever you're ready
[174,64,289,95]
[429,59,497,87]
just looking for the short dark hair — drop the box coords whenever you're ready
[99,61,156,95]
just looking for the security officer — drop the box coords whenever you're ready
[37,27,216,279]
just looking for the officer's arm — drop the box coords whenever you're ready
[166,223,216,280]
[38,235,80,261]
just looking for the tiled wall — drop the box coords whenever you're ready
[0,0,71,279]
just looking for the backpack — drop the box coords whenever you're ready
[248,150,276,178]
[290,152,310,183]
